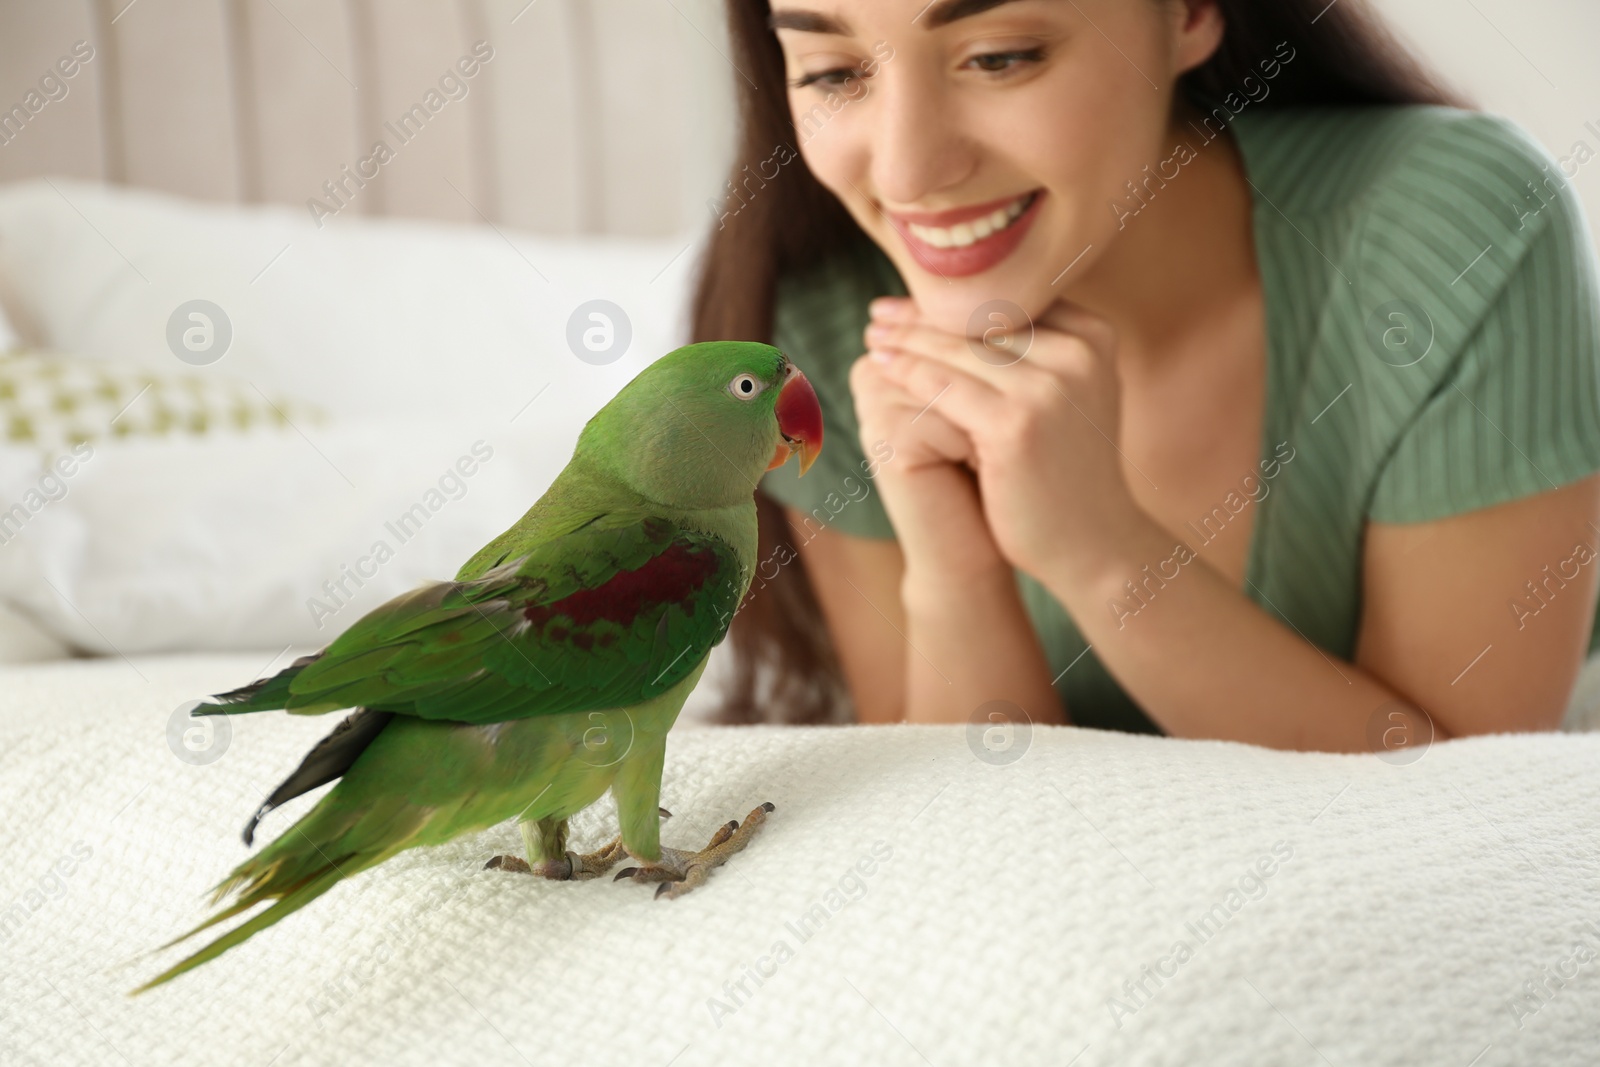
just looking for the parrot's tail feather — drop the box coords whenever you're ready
[131,867,347,995]
[195,652,324,714]
[136,713,536,994]
[154,895,262,952]
[135,752,438,995]
[209,856,289,909]
[242,709,396,845]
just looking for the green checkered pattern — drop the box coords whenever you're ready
[0,349,327,459]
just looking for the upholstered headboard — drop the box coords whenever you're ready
[0,0,737,236]
[2,0,1595,248]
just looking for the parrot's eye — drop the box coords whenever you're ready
[727,373,766,401]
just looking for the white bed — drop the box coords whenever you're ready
[2,651,1598,1066]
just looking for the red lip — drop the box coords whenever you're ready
[885,190,1044,278]
[885,190,1038,228]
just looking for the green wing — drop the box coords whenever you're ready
[202,515,745,724]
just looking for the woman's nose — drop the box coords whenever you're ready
[867,70,976,208]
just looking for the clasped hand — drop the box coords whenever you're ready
[850,295,1146,589]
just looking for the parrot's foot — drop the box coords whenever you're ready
[615,802,774,900]
[485,838,626,880]
[486,808,673,881]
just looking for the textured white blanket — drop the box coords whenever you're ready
[2,653,1597,1066]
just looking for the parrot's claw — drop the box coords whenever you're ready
[615,801,774,900]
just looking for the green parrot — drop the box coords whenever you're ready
[133,340,822,994]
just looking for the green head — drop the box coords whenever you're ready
[578,341,823,509]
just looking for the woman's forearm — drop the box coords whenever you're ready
[1040,511,1438,751]
[900,567,1066,726]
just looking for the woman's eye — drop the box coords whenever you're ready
[964,48,1045,74]
[789,67,862,91]
[728,373,765,400]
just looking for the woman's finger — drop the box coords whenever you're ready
[873,349,1013,437]
[866,297,1016,378]
[868,303,1097,396]
[867,317,1043,391]
[851,354,978,464]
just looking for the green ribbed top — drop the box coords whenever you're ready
[759,105,1600,733]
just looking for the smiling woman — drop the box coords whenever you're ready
[695,0,1600,751]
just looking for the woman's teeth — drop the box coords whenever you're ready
[906,192,1035,249]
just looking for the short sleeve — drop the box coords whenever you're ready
[1368,115,1600,522]
[759,239,905,540]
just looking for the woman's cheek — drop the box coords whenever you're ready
[791,97,864,194]
[1026,45,1181,233]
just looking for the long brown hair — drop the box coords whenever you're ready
[694,0,1466,726]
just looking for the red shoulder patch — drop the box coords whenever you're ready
[523,540,725,631]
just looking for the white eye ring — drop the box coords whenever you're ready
[728,373,765,401]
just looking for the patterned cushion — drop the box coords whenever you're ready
[0,349,327,459]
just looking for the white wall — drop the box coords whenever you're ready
[1377,0,1600,250]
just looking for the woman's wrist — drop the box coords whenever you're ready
[1037,502,1179,618]
[876,466,1010,584]
[901,561,1018,615]
[899,558,1067,728]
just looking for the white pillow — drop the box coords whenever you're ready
[0,416,576,653]
[0,598,70,662]
[0,179,707,656]
[0,178,700,423]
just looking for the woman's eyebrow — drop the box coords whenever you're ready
[767,0,1033,36]
[767,8,853,35]
[917,0,1034,30]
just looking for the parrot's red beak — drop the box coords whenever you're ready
[769,361,823,477]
